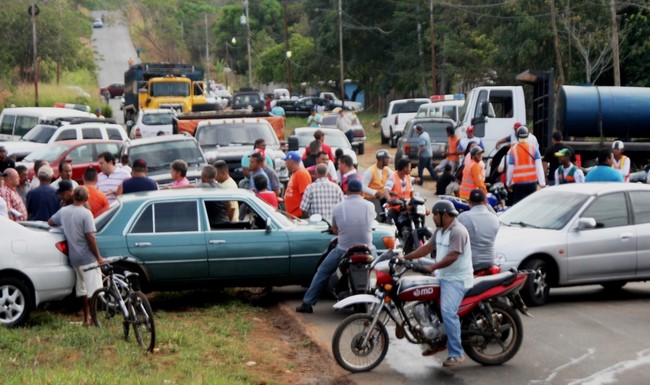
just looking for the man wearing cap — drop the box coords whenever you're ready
[543,131,574,185]
[457,125,484,153]
[611,140,630,182]
[283,151,312,217]
[26,165,59,221]
[296,178,376,314]
[585,149,624,182]
[553,148,584,185]
[51,162,79,191]
[459,146,487,200]
[0,146,15,174]
[362,150,392,211]
[506,126,545,204]
[496,122,540,150]
[0,168,27,221]
[415,124,439,185]
[458,189,500,272]
[117,159,158,194]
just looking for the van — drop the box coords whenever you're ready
[0,107,94,141]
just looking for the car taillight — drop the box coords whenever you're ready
[350,254,374,264]
[56,241,68,256]
[404,144,410,153]
[135,127,141,138]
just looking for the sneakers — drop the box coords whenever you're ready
[295,303,313,313]
[442,356,465,367]
[421,345,445,356]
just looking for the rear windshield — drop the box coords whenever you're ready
[142,112,175,126]
[21,124,58,143]
[392,101,428,114]
[128,140,205,171]
[234,93,261,105]
[196,123,278,147]
[420,122,453,142]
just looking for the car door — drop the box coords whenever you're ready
[204,199,290,281]
[126,200,208,282]
[565,192,636,282]
[628,191,650,276]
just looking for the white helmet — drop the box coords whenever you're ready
[612,140,624,150]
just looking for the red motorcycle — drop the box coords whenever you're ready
[331,251,532,372]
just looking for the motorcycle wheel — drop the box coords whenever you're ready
[332,313,389,373]
[462,301,523,365]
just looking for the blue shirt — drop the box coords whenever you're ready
[271,106,285,116]
[418,132,432,158]
[585,165,624,182]
[121,176,158,194]
[26,184,59,221]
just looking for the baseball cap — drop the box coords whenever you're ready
[347,179,362,193]
[466,125,474,134]
[513,122,524,131]
[132,158,147,169]
[554,148,572,158]
[56,180,73,195]
[468,189,486,204]
[37,165,54,179]
[282,151,301,163]
[612,140,624,150]
[470,146,484,156]
[376,150,391,160]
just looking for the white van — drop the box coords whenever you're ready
[0,107,94,141]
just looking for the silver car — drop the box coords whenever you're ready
[495,182,650,306]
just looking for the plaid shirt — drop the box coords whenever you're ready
[0,186,27,221]
[300,177,343,221]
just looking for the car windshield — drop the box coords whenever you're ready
[234,94,260,105]
[195,123,278,147]
[321,115,337,126]
[142,112,174,126]
[499,190,590,230]
[151,82,189,97]
[128,140,205,171]
[23,143,70,162]
[20,124,58,143]
[393,101,428,114]
[419,121,453,142]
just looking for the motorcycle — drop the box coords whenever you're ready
[379,195,433,254]
[331,251,532,372]
[439,182,510,214]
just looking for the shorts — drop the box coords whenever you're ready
[73,262,103,298]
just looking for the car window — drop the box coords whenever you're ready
[142,113,174,126]
[499,190,589,230]
[56,129,77,141]
[21,124,57,143]
[0,114,16,135]
[155,201,198,232]
[321,115,337,126]
[82,128,102,139]
[581,192,629,228]
[106,128,124,140]
[421,121,453,142]
[96,143,121,158]
[132,205,153,233]
[196,123,278,147]
[629,191,650,225]
[23,143,70,162]
[68,144,94,164]
[15,116,39,137]
[392,101,427,114]
[128,139,206,171]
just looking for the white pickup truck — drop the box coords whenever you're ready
[320,92,364,112]
[380,98,430,148]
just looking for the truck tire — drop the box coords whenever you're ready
[193,103,219,112]
[381,128,389,144]
[357,142,365,155]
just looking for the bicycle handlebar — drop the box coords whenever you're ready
[83,256,128,271]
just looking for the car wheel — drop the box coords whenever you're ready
[358,142,365,155]
[601,281,627,291]
[389,128,396,148]
[381,128,389,144]
[0,277,33,328]
[520,258,549,306]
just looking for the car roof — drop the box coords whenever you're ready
[51,139,123,146]
[125,134,195,146]
[408,117,456,124]
[389,98,430,105]
[293,127,344,136]
[117,187,257,204]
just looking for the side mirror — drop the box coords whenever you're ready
[288,136,300,151]
[577,217,597,230]
[308,214,323,225]
[265,217,273,233]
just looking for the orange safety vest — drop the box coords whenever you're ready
[447,136,460,163]
[390,172,412,199]
[510,142,538,184]
[362,164,390,199]
[459,159,485,199]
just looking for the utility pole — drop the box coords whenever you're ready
[205,13,210,84]
[243,0,253,87]
[283,0,292,95]
[30,4,39,106]
[338,0,345,108]
[429,0,437,95]
[610,0,621,86]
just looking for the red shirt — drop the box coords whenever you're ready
[257,191,279,208]
[302,143,335,162]
[284,168,312,217]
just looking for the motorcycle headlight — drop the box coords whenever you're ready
[368,269,377,290]
[494,253,507,266]
[416,205,426,216]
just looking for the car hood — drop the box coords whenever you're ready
[4,141,45,156]
[495,225,563,268]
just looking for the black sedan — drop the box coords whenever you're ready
[276,97,347,117]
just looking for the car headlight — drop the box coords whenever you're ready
[494,253,507,266]
[368,269,377,290]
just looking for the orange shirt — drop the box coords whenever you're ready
[284,168,312,217]
[86,184,110,217]
[447,136,460,163]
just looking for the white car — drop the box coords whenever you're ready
[495,182,650,307]
[128,109,176,139]
[380,98,430,148]
[0,218,75,327]
[290,127,358,166]
[92,18,103,28]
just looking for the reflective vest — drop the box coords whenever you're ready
[459,159,485,199]
[390,172,412,199]
[447,136,461,162]
[612,155,630,182]
[362,164,390,198]
[510,143,537,184]
[557,165,577,184]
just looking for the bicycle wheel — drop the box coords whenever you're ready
[91,287,125,339]
[129,292,156,352]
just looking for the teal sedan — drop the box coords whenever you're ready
[95,189,396,291]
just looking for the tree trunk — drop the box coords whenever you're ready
[549,0,565,87]
[610,0,621,86]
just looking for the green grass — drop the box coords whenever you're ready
[0,290,282,385]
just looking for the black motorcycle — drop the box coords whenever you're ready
[380,195,432,254]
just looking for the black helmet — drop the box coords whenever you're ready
[516,126,529,139]
[432,200,459,217]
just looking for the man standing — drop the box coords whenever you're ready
[543,131,574,185]
[457,126,484,153]
[496,122,540,150]
[585,149,624,182]
[214,160,238,220]
[307,151,338,182]
[82,168,110,217]
[26,165,59,221]
[296,179,375,313]
[362,150,392,211]
[283,151,312,217]
[553,148,585,184]
[337,154,358,193]
[459,146,487,200]
[307,108,322,127]
[385,158,416,200]
[57,180,75,207]
[96,152,130,203]
[200,165,231,227]
[300,164,343,221]
[248,152,271,193]
[240,139,274,185]
[49,187,106,326]
[457,189,500,272]
[336,108,354,144]
[51,162,79,191]
[611,141,630,182]
[506,126,545,204]
[415,125,439,184]
[0,146,16,174]
[117,159,158,194]
[14,165,30,205]
[435,126,461,174]
[403,200,473,367]
[0,168,27,221]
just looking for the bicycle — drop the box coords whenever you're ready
[86,257,156,352]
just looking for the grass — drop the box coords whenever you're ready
[0,290,288,385]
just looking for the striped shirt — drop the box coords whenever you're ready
[97,167,131,203]
[0,186,27,221]
[300,177,344,221]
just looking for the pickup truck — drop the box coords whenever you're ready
[380,98,430,148]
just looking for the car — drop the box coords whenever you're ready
[99,83,125,98]
[276,97,343,117]
[394,117,455,168]
[120,134,207,186]
[194,118,287,183]
[127,109,176,139]
[0,217,75,327]
[416,99,465,123]
[289,127,358,166]
[94,188,396,291]
[494,182,650,307]
[92,18,103,28]
[320,112,366,155]
[0,107,95,141]
[231,90,265,112]
[20,139,123,184]
[4,118,128,161]
[380,98,430,147]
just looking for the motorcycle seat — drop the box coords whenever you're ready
[346,244,371,255]
[465,271,516,297]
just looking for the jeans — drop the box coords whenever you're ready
[512,183,537,205]
[418,156,438,182]
[440,279,468,358]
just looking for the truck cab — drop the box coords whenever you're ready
[138,76,209,115]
